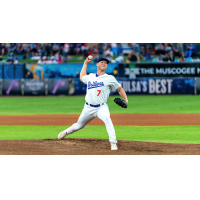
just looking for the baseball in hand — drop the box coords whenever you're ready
[88,55,93,60]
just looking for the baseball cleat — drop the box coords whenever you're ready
[58,130,68,140]
[111,142,118,150]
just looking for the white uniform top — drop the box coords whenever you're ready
[82,73,121,105]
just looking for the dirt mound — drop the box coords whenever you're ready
[1,138,200,155]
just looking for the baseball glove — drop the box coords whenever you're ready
[114,98,128,108]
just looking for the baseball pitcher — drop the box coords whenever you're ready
[58,56,128,150]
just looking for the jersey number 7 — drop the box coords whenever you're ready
[97,90,101,96]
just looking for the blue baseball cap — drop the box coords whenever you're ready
[97,57,109,64]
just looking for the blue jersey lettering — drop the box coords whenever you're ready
[88,81,104,90]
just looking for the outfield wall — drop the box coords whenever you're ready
[1,62,200,79]
[0,77,198,96]
[1,62,200,95]
[120,63,200,78]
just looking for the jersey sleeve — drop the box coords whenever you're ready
[110,77,121,89]
[82,75,89,84]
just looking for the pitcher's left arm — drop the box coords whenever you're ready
[116,87,128,104]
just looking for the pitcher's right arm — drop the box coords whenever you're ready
[80,56,93,82]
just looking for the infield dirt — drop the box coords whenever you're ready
[1,113,200,126]
[1,113,200,155]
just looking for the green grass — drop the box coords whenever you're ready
[0,95,200,115]
[66,55,129,63]
[0,55,129,64]
[0,55,36,63]
[0,54,179,64]
[0,125,200,144]
[0,96,85,115]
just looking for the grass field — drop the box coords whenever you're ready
[0,95,200,144]
[0,55,130,64]
[0,95,199,115]
[0,125,200,144]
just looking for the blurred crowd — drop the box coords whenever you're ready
[0,43,199,64]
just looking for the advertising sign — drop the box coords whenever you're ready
[110,77,194,95]
[26,63,118,79]
[2,79,21,95]
[48,79,69,95]
[3,64,24,79]
[24,79,45,95]
[0,64,2,79]
[124,63,200,78]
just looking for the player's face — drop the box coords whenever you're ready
[97,60,108,71]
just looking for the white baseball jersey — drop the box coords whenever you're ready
[82,73,121,105]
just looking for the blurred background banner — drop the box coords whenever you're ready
[0,64,2,78]
[110,78,194,95]
[1,62,200,80]
[196,78,200,94]
[121,63,200,78]
[23,79,45,95]
[68,78,87,95]
[0,77,196,96]
[48,79,69,95]
[25,63,118,79]
[3,64,24,79]
[2,79,21,95]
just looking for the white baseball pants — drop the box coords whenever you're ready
[65,103,117,143]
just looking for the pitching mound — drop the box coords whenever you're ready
[1,138,200,155]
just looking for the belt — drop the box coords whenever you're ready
[86,102,104,107]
